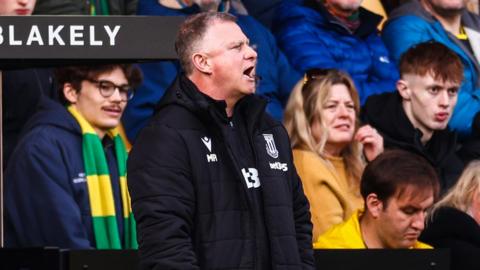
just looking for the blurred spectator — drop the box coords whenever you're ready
[363,41,464,194]
[382,0,480,137]
[1,0,58,168]
[121,0,301,141]
[241,0,282,28]
[380,0,408,14]
[33,0,137,15]
[5,64,142,249]
[421,160,480,270]
[284,69,383,240]
[315,149,439,248]
[273,0,398,105]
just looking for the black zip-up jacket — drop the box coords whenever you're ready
[127,75,314,270]
[362,92,464,194]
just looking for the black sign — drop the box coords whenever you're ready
[0,16,184,60]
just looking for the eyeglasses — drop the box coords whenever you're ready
[87,79,134,101]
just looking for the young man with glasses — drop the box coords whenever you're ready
[4,64,142,249]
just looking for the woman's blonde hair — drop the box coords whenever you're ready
[284,69,364,187]
[431,161,480,217]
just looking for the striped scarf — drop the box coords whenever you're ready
[90,0,110,15]
[68,105,137,249]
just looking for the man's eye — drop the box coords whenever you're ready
[448,88,459,95]
[100,83,113,91]
[429,87,440,94]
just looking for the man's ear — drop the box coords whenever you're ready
[397,79,411,101]
[365,193,383,218]
[63,83,78,104]
[191,53,212,74]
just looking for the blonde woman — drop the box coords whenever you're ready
[421,161,480,270]
[284,69,383,240]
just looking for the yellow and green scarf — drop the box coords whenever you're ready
[68,105,137,249]
[90,0,110,15]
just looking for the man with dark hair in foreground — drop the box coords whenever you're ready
[315,149,439,249]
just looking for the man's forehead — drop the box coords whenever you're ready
[393,184,434,208]
[403,73,460,88]
[207,20,243,37]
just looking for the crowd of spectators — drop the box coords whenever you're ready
[3,0,480,269]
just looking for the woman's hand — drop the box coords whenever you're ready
[354,125,384,162]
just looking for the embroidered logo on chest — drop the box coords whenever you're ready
[263,133,279,159]
[201,136,217,162]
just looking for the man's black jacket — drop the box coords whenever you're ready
[127,74,314,270]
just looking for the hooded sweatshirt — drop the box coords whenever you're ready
[4,97,124,248]
[362,92,463,193]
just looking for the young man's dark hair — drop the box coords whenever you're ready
[361,149,440,204]
[55,64,142,105]
[399,41,463,84]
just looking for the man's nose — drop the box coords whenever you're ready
[438,90,450,108]
[245,44,257,60]
[411,211,426,231]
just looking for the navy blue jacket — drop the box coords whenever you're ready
[273,0,398,104]
[5,98,124,248]
[121,0,301,141]
[128,74,314,269]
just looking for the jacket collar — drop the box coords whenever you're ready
[157,74,267,132]
[363,92,458,165]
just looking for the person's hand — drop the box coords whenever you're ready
[354,125,383,162]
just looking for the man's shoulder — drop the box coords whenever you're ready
[384,1,433,29]
[150,104,205,131]
[314,211,365,248]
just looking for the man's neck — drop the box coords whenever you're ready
[401,101,433,145]
[421,0,462,35]
[359,214,385,249]
[189,73,236,117]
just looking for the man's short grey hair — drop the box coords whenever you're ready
[175,12,237,75]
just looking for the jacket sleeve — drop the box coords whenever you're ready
[4,133,92,248]
[287,145,315,269]
[127,124,199,270]
[121,62,178,142]
[291,168,316,269]
[382,15,432,65]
